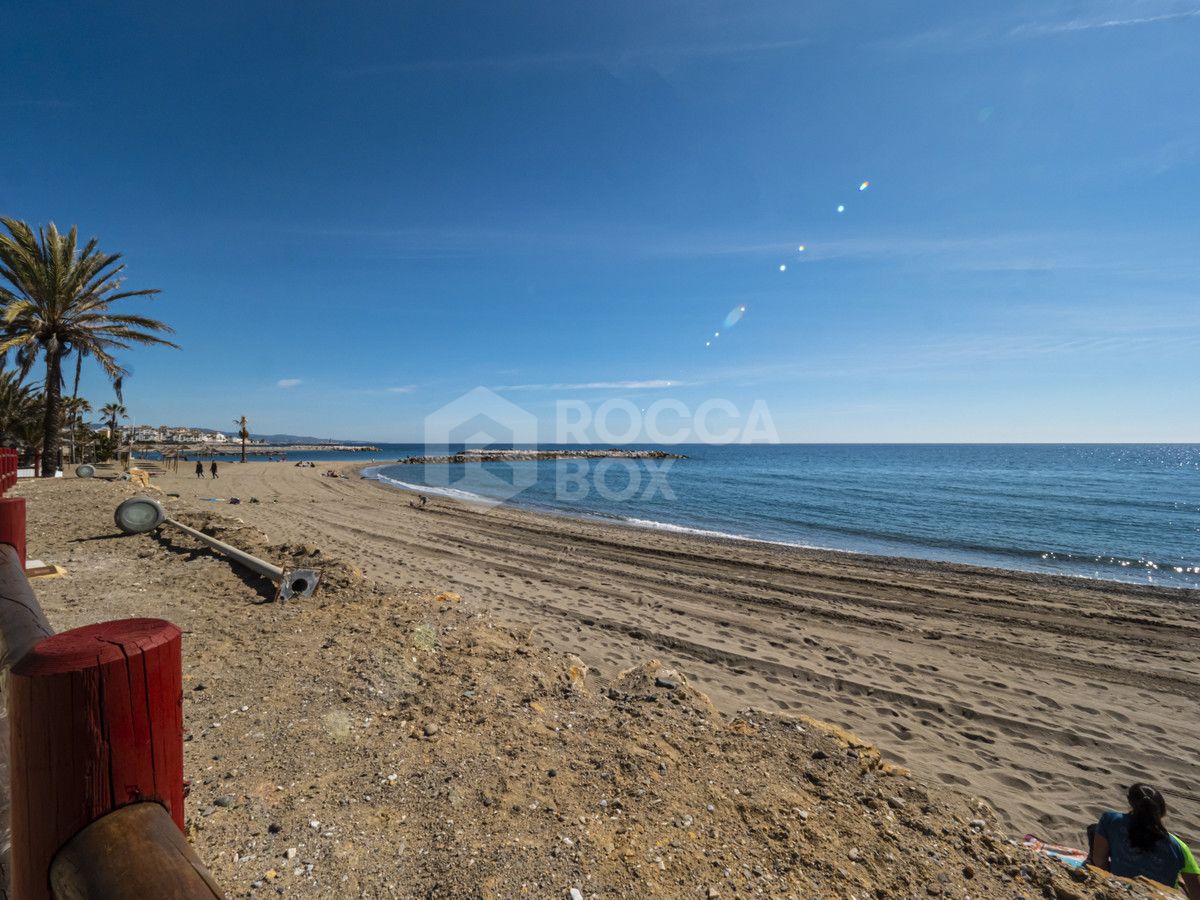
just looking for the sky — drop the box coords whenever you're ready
[2,0,1198,442]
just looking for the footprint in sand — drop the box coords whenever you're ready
[995,773,1032,791]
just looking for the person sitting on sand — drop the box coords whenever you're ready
[1087,784,1200,896]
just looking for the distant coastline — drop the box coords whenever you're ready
[392,448,686,465]
[135,442,382,455]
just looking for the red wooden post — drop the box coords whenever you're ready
[0,449,23,567]
[0,497,26,568]
[8,618,184,900]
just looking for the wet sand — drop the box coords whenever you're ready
[152,460,1200,842]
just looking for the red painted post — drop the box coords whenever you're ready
[0,449,23,567]
[8,618,184,900]
[0,497,26,568]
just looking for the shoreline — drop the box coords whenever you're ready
[83,461,1200,843]
[361,462,1199,597]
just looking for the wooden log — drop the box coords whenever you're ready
[0,544,53,671]
[9,619,184,900]
[49,802,221,900]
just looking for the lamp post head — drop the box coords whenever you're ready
[114,496,167,534]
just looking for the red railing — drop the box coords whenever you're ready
[0,449,24,566]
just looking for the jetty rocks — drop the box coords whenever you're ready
[395,448,687,465]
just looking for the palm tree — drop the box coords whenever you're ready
[100,402,127,439]
[0,219,178,476]
[235,415,249,463]
[0,370,40,446]
[62,396,92,464]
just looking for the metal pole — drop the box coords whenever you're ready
[166,516,283,582]
[114,497,319,601]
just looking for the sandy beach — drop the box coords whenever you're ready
[129,460,1200,845]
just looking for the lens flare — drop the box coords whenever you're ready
[779,264,787,271]
[859,181,869,191]
[722,305,746,328]
[797,245,805,252]
[837,205,845,213]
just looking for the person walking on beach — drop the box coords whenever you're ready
[1087,784,1200,897]
[210,460,219,479]
[195,460,205,479]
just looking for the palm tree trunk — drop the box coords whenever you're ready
[41,346,64,477]
[69,352,82,464]
[241,435,246,464]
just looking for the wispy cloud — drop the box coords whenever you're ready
[276,378,302,388]
[1012,6,1200,36]
[496,379,680,392]
[649,227,1200,278]
[696,325,1200,388]
[340,37,809,77]
[385,385,416,394]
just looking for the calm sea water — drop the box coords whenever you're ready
[355,444,1200,590]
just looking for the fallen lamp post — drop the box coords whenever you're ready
[114,496,320,601]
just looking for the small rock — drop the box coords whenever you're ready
[284,848,297,860]
[423,723,439,737]
[268,823,282,834]
[962,864,975,880]
[848,848,861,861]
[214,795,235,808]
[887,796,906,809]
[811,749,828,761]
[569,889,584,900]
[548,769,558,778]
[654,676,679,690]
[969,819,986,830]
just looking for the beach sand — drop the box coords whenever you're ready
[136,460,1200,845]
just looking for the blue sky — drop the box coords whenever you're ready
[3,1,1198,442]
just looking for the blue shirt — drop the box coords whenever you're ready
[1098,811,1186,887]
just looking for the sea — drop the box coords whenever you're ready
[151,444,1200,590]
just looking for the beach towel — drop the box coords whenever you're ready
[1024,834,1087,868]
